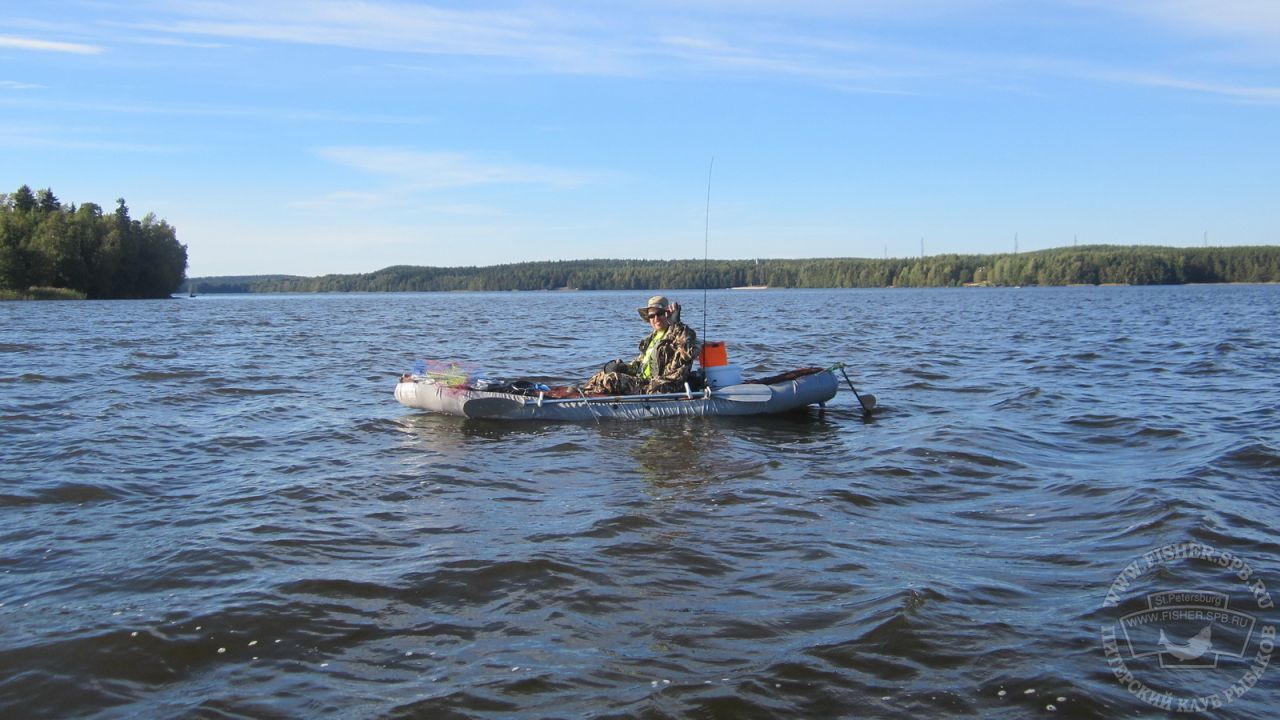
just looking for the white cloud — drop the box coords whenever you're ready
[1089,68,1280,103]
[44,1,1280,105]
[1110,0,1280,42]
[129,0,633,74]
[0,122,185,152]
[129,36,227,49]
[102,0,1275,102]
[0,80,45,90]
[122,0,1009,81]
[0,34,104,54]
[315,147,589,190]
[655,31,936,89]
[297,147,594,215]
[0,93,426,126]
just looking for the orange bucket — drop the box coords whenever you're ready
[700,341,728,368]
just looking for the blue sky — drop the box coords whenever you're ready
[3,1,1278,276]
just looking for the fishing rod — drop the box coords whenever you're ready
[702,157,714,343]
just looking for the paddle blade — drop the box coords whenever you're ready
[710,383,773,402]
[462,397,523,418]
[858,393,877,414]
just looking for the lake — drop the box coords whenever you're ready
[2,285,1278,718]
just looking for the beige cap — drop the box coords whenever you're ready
[637,295,670,319]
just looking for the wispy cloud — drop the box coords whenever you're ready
[0,122,185,153]
[0,93,427,126]
[298,147,594,213]
[124,0,1004,82]
[45,1,1280,104]
[0,80,45,90]
[128,36,227,50]
[1105,0,1280,43]
[127,0,633,74]
[1088,68,1280,103]
[316,147,589,190]
[656,30,941,90]
[0,34,104,54]
[125,0,1277,101]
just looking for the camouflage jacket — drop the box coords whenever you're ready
[630,321,699,394]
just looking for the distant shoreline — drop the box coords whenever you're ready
[182,245,1280,295]
[169,281,1280,299]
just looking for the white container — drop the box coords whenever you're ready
[704,364,743,389]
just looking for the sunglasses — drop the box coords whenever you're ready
[646,309,668,319]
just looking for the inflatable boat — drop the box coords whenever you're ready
[394,364,873,421]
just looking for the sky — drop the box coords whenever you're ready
[2,1,1278,277]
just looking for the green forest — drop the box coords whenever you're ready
[1,185,188,299]
[189,245,1280,294]
[7,178,1271,298]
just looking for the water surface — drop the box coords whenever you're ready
[2,286,1278,718]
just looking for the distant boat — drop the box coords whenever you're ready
[730,285,769,290]
[188,283,197,298]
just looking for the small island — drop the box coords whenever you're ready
[1,185,188,300]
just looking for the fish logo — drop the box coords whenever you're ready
[1158,625,1213,661]
[1101,543,1277,712]
[1119,591,1255,669]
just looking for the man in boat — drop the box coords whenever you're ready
[582,295,699,395]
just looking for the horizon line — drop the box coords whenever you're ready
[188,242,1278,279]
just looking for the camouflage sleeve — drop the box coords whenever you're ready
[645,323,699,393]
[673,324,698,371]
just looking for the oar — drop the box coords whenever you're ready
[832,363,876,416]
[709,383,773,402]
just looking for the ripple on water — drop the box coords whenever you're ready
[0,481,127,508]
[3,287,1279,719]
[1213,440,1280,470]
[211,386,300,396]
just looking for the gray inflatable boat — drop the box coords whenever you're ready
[394,366,848,421]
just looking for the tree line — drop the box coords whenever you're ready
[1,185,188,299]
[188,245,1280,294]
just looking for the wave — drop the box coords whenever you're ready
[0,481,126,507]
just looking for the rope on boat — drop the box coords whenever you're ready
[577,387,602,424]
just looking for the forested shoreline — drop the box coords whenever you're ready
[188,245,1279,294]
[1,185,188,300]
[5,180,1272,299]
